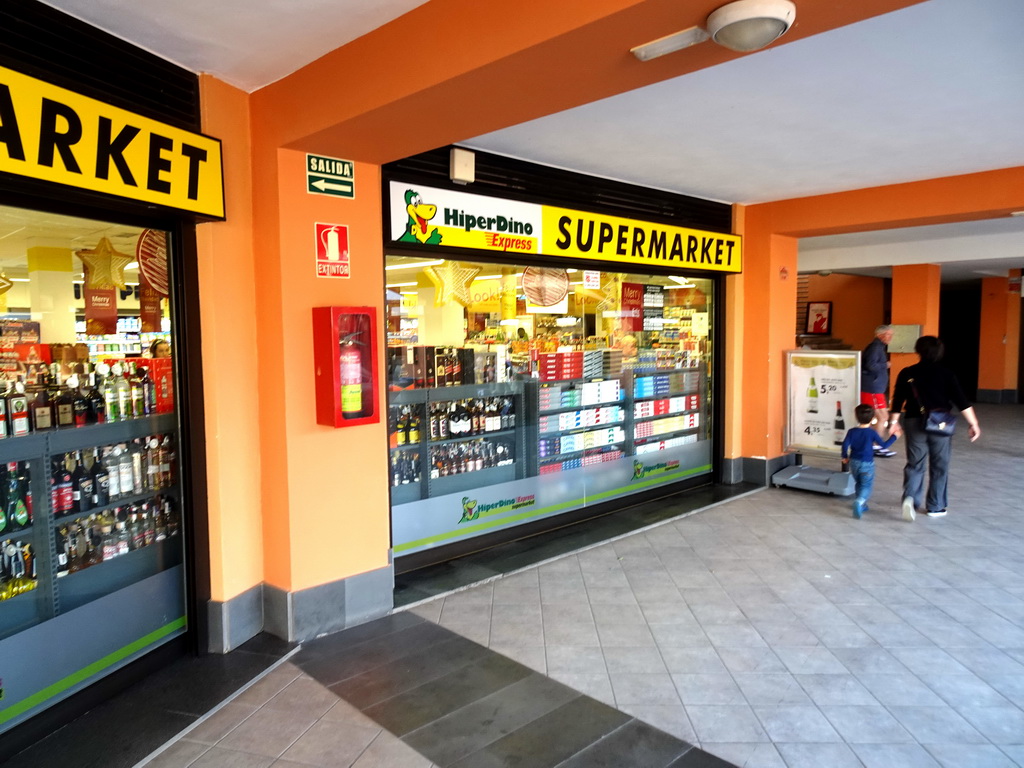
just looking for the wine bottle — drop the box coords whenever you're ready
[833,401,845,446]
[29,371,54,432]
[807,377,819,414]
[91,448,110,507]
[54,371,76,428]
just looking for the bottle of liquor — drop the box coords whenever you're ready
[408,408,420,444]
[105,447,122,500]
[136,366,156,416]
[6,462,28,530]
[113,364,131,421]
[100,524,118,561]
[52,459,73,517]
[165,498,180,538]
[71,374,90,427]
[90,448,110,507]
[117,445,134,498]
[146,437,161,490]
[29,371,54,432]
[54,371,76,428]
[55,524,70,576]
[129,440,145,495]
[159,434,175,488]
[0,382,9,439]
[129,512,145,550]
[833,401,846,446]
[807,377,819,414]
[7,379,30,437]
[128,363,144,419]
[395,408,408,446]
[102,368,120,423]
[71,451,94,515]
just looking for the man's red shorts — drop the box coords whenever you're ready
[860,392,887,409]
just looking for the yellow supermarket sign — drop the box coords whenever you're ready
[388,181,740,273]
[542,207,740,272]
[0,66,224,218]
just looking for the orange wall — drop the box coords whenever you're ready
[806,273,886,351]
[979,276,1021,391]
[195,76,263,602]
[253,149,391,592]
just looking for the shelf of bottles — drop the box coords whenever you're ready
[388,382,525,502]
[631,367,706,455]
[0,359,179,640]
[535,378,627,474]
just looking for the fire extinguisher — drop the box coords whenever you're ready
[339,330,364,418]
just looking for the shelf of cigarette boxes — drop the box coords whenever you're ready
[538,378,623,415]
[633,394,700,421]
[538,406,625,435]
[634,432,701,456]
[538,426,626,474]
[633,412,701,442]
[631,371,702,401]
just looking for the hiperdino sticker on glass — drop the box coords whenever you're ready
[388,181,741,273]
[0,65,224,218]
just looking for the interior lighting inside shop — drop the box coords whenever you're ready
[385,255,712,386]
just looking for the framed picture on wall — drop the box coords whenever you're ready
[806,301,832,335]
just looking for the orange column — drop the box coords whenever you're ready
[890,264,941,383]
[977,273,1021,402]
[195,78,264,612]
[731,206,798,469]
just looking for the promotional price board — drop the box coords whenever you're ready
[785,350,861,457]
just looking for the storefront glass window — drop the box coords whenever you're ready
[0,204,184,733]
[386,255,714,559]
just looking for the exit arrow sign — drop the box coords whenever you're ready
[307,154,355,198]
[0,275,13,295]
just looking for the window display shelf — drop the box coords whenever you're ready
[0,587,43,639]
[539,439,627,462]
[0,413,176,464]
[54,489,177,525]
[428,429,517,446]
[57,535,182,614]
[632,390,699,402]
[429,463,517,498]
[537,398,623,415]
[634,408,700,421]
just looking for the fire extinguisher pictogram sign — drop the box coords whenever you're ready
[315,222,350,278]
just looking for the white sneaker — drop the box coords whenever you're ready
[902,497,917,522]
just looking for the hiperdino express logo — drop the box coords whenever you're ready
[459,494,536,524]
[632,459,681,480]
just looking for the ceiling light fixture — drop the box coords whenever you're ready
[631,0,796,61]
[706,0,796,52]
[385,259,444,271]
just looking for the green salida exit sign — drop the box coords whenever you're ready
[307,154,354,198]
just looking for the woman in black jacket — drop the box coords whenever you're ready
[889,336,981,521]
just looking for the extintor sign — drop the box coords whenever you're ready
[314,222,350,278]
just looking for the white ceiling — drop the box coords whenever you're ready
[37,0,1024,284]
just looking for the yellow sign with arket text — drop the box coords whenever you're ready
[541,206,740,272]
[0,66,224,218]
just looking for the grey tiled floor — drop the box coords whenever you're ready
[138,404,1023,768]
[405,404,1024,767]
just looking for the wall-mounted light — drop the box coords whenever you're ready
[450,147,475,185]
[385,259,444,271]
[631,0,796,61]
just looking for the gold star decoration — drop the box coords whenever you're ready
[423,261,481,307]
[77,237,134,290]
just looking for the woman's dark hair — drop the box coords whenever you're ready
[914,335,944,362]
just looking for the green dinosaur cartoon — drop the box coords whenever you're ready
[398,189,443,245]
[460,496,479,523]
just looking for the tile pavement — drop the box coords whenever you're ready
[403,404,1024,767]
[135,403,1023,768]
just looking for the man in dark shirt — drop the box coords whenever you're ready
[861,325,896,457]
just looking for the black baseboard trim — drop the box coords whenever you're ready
[976,388,1018,405]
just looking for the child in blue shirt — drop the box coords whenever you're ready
[842,404,899,518]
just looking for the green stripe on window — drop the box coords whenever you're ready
[394,465,711,554]
[0,616,186,724]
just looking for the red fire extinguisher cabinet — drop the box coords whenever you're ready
[312,306,380,427]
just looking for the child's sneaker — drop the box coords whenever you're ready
[853,498,866,519]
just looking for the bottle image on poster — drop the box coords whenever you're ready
[833,400,845,445]
[786,351,861,456]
